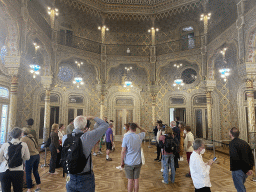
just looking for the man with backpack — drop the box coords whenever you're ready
[159,126,177,184]
[62,115,108,192]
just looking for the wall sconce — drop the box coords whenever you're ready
[98,25,109,31]
[174,63,182,68]
[29,64,41,78]
[48,7,59,16]
[220,48,227,56]
[200,13,211,21]
[148,27,159,33]
[127,48,131,54]
[75,60,83,68]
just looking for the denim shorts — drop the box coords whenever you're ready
[124,163,142,179]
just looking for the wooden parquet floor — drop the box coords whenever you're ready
[26,142,256,192]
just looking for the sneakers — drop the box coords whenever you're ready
[106,158,112,161]
[116,166,123,170]
[162,180,168,184]
[93,152,97,156]
[97,151,103,155]
[35,188,41,192]
[154,158,159,161]
[179,157,184,161]
[160,169,164,172]
[185,173,191,177]
[158,159,161,162]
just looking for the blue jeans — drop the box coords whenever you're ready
[232,170,248,192]
[25,154,41,188]
[163,154,175,183]
[66,173,95,192]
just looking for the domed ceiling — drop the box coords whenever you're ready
[60,0,201,18]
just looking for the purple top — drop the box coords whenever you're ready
[105,128,113,143]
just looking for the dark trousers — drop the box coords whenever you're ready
[186,152,192,175]
[0,170,23,192]
[156,144,162,159]
[195,187,211,192]
[49,144,57,173]
[25,154,41,188]
[56,146,62,168]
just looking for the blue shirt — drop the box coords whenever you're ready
[122,132,145,166]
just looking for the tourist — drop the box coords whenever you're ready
[184,126,194,177]
[105,123,114,161]
[190,139,213,191]
[21,128,41,192]
[63,116,109,192]
[159,126,177,184]
[0,128,30,192]
[154,120,164,162]
[121,123,147,192]
[229,127,254,192]
[49,124,60,174]
[66,119,74,135]
[26,118,38,145]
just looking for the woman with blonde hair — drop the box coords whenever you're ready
[49,124,60,174]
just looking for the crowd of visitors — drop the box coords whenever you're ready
[0,116,254,192]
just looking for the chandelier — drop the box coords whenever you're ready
[173,79,184,90]
[29,56,41,79]
[219,68,230,82]
[73,77,84,88]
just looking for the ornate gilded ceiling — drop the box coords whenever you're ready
[59,0,201,20]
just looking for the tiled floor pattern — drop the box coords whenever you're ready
[23,142,256,192]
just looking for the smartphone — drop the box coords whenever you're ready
[213,157,217,161]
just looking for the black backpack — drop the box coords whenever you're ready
[61,132,90,174]
[44,137,51,148]
[7,142,23,168]
[164,136,177,153]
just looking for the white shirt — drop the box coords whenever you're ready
[0,139,30,172]
[156,129,161,143]
[184,132,194,152]
[123,130,131,138]
[190,151,211,189]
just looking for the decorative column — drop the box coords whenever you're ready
[5,56,21,134]
[206,80,216,141]
[150,85,160,126]
[236,0,246,65]
[41,76,52,143]
[96,84,108,119]
[148,17,157,84]
[246,79,256,148]
[200,0,211,78]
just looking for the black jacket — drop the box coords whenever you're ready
[229,138,254,173]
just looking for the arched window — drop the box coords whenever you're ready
[181,26,195,50]
[0,87,9,143]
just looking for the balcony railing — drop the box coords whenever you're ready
[57,34,202,56]
[156,36,201,56]
[106,44,150,56]
[57,33,101,54]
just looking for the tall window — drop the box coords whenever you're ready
[181,26,195,50]
[0,87,9,143]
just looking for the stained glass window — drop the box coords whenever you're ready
[58,66,73,82]
[0,87,9,98]
[181,68,197,84]
[0,105,8,143]
[0,46,7,65]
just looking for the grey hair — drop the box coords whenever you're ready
[10,127,22,139]
[74,116,87,130]
[193,138,205,150]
